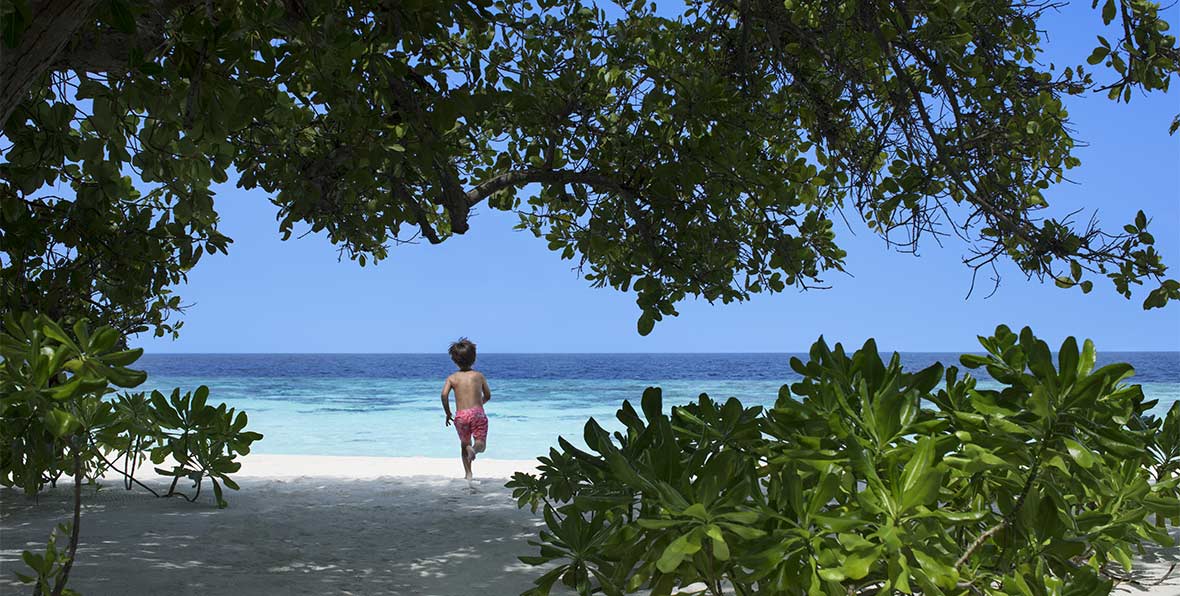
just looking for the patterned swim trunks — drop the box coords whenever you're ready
[454,407,488,444]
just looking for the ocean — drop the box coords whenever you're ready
[137,352,1180,460]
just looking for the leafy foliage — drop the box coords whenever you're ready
[509,326,1180,595]
[91,386,261,508]
[0,312,147,494]
[2,0,1178,338]
[13,523,79,596]
[0,313,261,506]
[1144,401,1180,526]
[0,313,261,592]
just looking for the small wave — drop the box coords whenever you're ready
[295,406,400,414]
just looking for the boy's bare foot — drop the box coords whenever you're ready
[465,444,476,462]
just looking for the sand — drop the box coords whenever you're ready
[2,454,1177,596]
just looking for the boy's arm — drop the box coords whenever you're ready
[481,375,491,404]
[441,377,453,426]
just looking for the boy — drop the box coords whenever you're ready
[441,337,490,481]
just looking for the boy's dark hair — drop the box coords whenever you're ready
[449,337,477,369]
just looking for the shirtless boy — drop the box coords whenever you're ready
[441,338,490,481]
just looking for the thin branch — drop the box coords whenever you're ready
[465,168,639,208]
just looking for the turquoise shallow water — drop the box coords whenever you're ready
[138,353,1180,460]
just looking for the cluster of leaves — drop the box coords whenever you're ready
[509,326,1179,595]
[92,386,261,508]
[0,313,261,505]
[13,523,79,596]
[2,0,1177,340]
[0,313,261,593]
[0,313,147,494]
[1144,401,1180,527]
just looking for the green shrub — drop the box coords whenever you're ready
[0,313,261,594]
[509,326,1179,595]
[91,387,261,507]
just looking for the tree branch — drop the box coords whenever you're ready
[51,437,84,596]
[464,168,638,208]
[956,443,1045,569]
[871,20,1043,257]
[0,0,99,126]
[51,0,193,75]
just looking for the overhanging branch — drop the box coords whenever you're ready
[464,168,638,208]
[0,0,100,126]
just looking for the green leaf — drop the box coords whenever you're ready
[911,509,987,523]
[101,348,143,366]
[1062,437,1098,469]
[812,514,866,532]
[1058,336,1079,385]
[39,318,78,352]
[49,376,83,400]
[899,437,938,511]
[911,548,959,589]
[705,525,729,560]
[90,326,119,352]
[959,354,990,369]
[717,521,766,539]
[49,375,107,400]
[683,503,708,520]
[637,313,655,336]
[22,550,45,573]
[840,546,883,581]
[44,408,79,438]
[1101,0,1117,24]
[526,566,566,596]
[656,533,700,573]
[901,436,929,493]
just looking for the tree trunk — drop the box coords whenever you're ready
[0,0,98,127]
[50,438,82,596]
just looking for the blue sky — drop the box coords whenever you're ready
[135,2,1179,354]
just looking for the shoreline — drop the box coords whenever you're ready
[2,453,1177,595]
[232,453,540,480]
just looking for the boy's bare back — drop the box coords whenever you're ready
[444,370,490,411]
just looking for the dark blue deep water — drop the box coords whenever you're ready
[139,352,1180,382]
[137,352,1180,459]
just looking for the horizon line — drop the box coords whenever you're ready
[138,350,1180,355]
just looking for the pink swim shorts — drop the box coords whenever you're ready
[454,407,488,444]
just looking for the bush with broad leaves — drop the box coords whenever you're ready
[509,325,1179,595]
[1,313,261,595]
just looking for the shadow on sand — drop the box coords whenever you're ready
[6,477,1178,595]
[1,475,553,596]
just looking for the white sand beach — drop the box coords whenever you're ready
[2,454,1177,596]
[1,455,546,596]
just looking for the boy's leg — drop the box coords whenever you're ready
[456,417,474,479]
[460,442,472,479]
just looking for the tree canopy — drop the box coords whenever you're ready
[2,0,1178,337]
